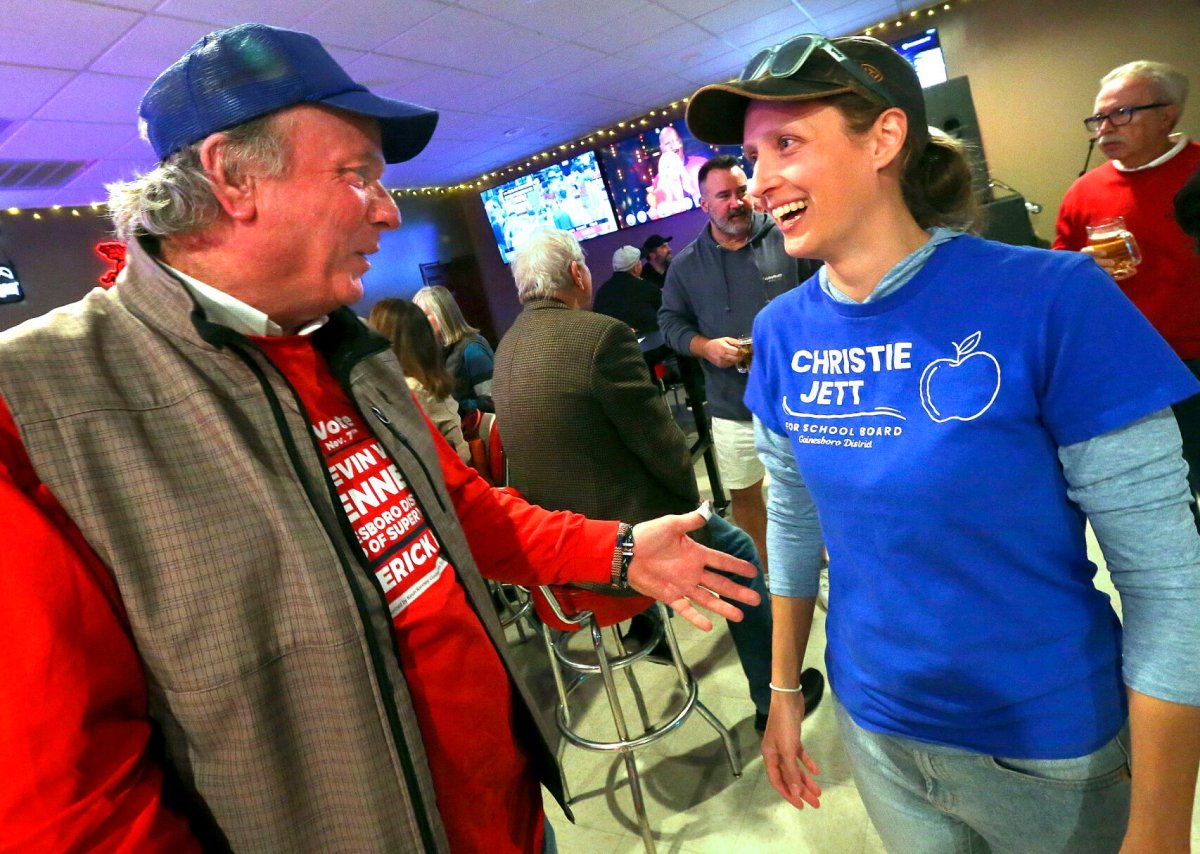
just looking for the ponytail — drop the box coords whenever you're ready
[829,93,979,232]
[901,129,978,231]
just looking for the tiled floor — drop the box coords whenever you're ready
[502,436,1200,853]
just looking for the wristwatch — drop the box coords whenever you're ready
[611,523,634,589]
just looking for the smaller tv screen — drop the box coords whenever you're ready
[480,150,618,264]
[891,28,948,88]
[0,260,23,304]
[597,119,744,228]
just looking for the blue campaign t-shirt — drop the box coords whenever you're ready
[746,235,1199,758]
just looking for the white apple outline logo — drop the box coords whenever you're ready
[919,331,1001,423]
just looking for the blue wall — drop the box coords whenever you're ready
[355,192,474,310]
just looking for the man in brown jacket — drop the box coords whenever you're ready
[494,228,824,732]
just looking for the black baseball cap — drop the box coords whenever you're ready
[642,234,672,254]
[686,34,928,152]
[140,23,439,164]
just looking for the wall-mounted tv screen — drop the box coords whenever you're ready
[596,119,744,228]
[480,150,618,264]
[891,28,948,88]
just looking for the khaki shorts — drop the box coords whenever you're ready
[711,416,765,490]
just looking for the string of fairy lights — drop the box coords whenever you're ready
[4,202,104,220]
[2,0,967,216]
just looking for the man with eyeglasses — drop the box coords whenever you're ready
[1055,61,1200,513]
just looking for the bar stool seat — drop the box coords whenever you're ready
[532,585,741,854]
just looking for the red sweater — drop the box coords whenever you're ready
[0,338,615,852]
[1054,141,1200,359]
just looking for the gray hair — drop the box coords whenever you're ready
[511,228,585,303]
[1102,61,1189,117]
[412,285,479,346]
[106,113,291,242]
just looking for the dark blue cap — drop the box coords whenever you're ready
[139,23,439,164]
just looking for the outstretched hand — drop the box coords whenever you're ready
[626,509,760,631]
[762,693,822,810]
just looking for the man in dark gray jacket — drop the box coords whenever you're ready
[495,228,818,732]
[658,155,821,577]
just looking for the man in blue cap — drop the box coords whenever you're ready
[0,24,761,853]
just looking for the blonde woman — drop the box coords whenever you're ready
[412,285,494,415]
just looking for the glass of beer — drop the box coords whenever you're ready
[735,336,754,373]
[1086,217,1142,280]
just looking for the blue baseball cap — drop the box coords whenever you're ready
[139,23,439,164]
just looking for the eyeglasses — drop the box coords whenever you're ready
[739,34,894,106]
[1082,102,1168,133]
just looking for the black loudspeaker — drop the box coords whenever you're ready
[924,76,993,203]
[981,194,1041,247]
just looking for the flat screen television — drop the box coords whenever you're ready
[596,118,744,228]
[890,28,948,88]
[480,150,618,264]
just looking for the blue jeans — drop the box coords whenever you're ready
[541,817,557,854]
[834,699,1131,853]
[704,513,773,714]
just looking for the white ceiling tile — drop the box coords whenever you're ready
[296,0,447,50]
[653,35,739,73]
[410,70,537,114]
[0,120,134,161]
[573,4,688,53]
[154,0,331,27]
[104,0,166,10]
[0,1,143,69]
[34,72,152,124]
[341,54,438,98]
[492,88,633,125]
[432,110,556,143]
[677,48,747,85]
[65,158,151,189]
[695,0,793,36]
[325,46,368,69]
[0,65,77,120]
[90,15,223,77]
[108,135,158,160]
[506,43,608,85]
[654,0,730,16]
[724,5,812,47]
[375,8,556,75]
[617,22,716,66]
[457,0,644,40]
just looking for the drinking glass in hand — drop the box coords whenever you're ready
[735,336,754,373]
[1086,217,1142,281]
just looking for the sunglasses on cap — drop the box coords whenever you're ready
[739,34,895,106]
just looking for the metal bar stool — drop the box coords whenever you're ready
[533,585,741,854]
[486,579,536,642]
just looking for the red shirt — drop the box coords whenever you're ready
[1054,141,1200,359]
[256,335,542,853]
